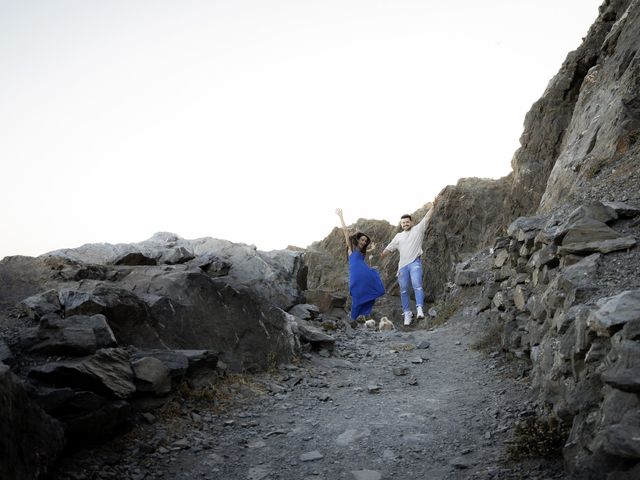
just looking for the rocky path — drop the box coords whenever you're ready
[53,312,567,480]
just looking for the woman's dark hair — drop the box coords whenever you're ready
[350,232,371,254]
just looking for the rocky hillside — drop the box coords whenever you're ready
[305,0,640,477]
[0,233,338,479]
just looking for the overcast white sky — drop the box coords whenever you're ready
[1,0,603,258]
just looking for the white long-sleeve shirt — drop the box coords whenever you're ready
[384,209,433,273]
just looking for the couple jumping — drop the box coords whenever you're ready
[335,201,435,327]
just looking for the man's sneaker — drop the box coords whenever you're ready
[416,306,425,320]
[403,311,413,326]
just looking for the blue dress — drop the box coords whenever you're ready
[349,250,385,319]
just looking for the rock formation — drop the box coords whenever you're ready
[0,233,321,476]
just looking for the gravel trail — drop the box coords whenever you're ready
[53,311,567,480]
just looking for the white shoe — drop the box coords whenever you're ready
[416,306,425,320]
[403,311,413,326]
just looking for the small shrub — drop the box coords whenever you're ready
[506,415,568,460]
[321,321,337,331]
[266,351,278,372]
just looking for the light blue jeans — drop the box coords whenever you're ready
[398,257,424,313]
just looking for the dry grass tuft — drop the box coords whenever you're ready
[321,321,337,331]
[506,415,568,460]
[430,298,461,327]
[471,317,503,351]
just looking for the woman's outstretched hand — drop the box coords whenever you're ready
[335,208,343,218]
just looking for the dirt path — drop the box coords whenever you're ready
[53,311,568,480]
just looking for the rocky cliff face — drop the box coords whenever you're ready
[446,1,640,476]
[539,0,640,211]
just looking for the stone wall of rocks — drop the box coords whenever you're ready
[456,201,640,478]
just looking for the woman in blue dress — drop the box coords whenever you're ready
[335,208,385,323]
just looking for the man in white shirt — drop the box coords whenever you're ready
[380,205,435,326]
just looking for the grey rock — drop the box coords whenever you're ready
[247,466,271,480]
[454,269,483,286]
[492,291,507,310]
[157,246,195,265]
[527,244,559,269]
[565,202,619,225]
[350,470,382,480]
[602,201,640,218]
[29,347,136,399]
[59,288,107,316]
[131,357,172,396]
[449,456,472,469]
[336,428,371,447]
[289,303,320,320]
[247,439,266,449]
[587,289,640,336]
[507,216,546,238]
[558,218,621,245]
[601,340,640,393]
[599,410,640,459]
[558,236,636,255]
[494,250,509,268]
[382,449,398,461]
[29,314,117,356]
[29,321,97,355]
[300,450,323,462]
[392,367,409,376]
[189,252,231,278]
[113,251,158,266]
[131,350,190,379]
[291,316,335,350]
[622,318,640,341]
[20,289,62,320]
[513,285,527,311]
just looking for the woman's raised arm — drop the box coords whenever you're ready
[335,208,352,255]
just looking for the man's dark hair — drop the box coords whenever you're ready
[400,214,412,221]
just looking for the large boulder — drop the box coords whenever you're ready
[46,233,306,310]
[28,348,136,399]
[26,313,117,356]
